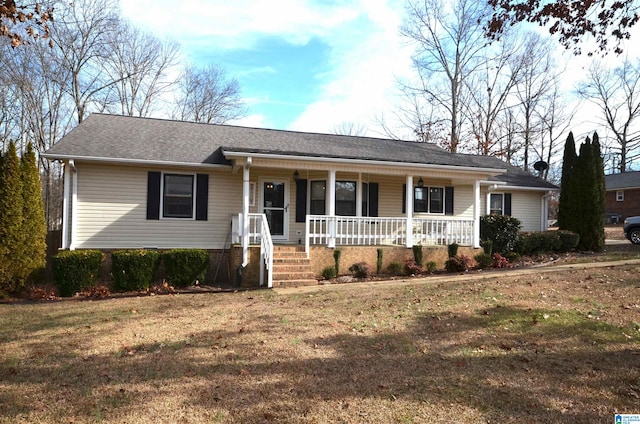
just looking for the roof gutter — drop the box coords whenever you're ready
[222,150,506,176]
[41,153,232,170]
[497,185,560,192]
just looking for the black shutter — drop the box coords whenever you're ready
[369,183,379,217]
[195,174,209,221]
[146,171,161,220]
[445,186,454,215]
[295,179,307,223]
[402,183,406,214]
[504,193,512,216]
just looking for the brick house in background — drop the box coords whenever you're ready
[605,171,640,223]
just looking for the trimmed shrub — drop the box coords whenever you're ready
[163,249,209,287]
[321,265,336,280]
[518,231,561,254]
[480,215,522,255]
[557,230,580,252]
[387,262,402,276]
[376,249,383,274]
[111,249,161,291]
[333,250,342,275]
[349,262,371,279]
[474,252,493,269]
[445,254,472,273]
[425,261,437,273]
[404,260,423,276]
[412,245,423,267]
[53,250,104,297]
[482,239,493,255]
[447,243,459,258]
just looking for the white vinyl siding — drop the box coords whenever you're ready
[74,163,241,249]
[480,188,543,232]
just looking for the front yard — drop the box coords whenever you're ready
[1,261,639,423]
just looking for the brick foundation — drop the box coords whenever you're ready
[309,245,478,277]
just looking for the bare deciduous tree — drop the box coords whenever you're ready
[578,59,640,172]
[173,64,246,124]
[101,21,181,117]
[401,0,489,152]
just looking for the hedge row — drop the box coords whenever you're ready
[52,249,209,297]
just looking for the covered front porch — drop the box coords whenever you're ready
[224,151,505,287]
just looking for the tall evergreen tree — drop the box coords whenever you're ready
[20,143,48,284]
[557,132,577,231]
[0,142,25,294]
[590,132,606,250]
[573,137,604,251]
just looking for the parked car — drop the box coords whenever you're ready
[623,216,640,244]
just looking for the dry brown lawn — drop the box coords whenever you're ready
[1,260,639,423]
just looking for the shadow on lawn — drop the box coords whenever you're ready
[1,302,638,423]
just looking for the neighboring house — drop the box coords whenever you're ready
[43,114,558,287]
[605,171,640,222]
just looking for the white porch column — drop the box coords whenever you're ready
[242,162,251,267]
[405,175,413,248]
[356,173,362,217]
[61,162,71,249]
[69,160,78,251]
[328,169,336,248]
[473,180,481,248]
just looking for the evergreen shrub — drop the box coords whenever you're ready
[480,215,522,255]
[321,266,336,280]
[447,243,459,258]
[163,249,209,287]
[333,250,341,275]
[387,262,402,276]
[557,230,580,252]
[376,248,383,274]
[349,262,371,279]
[53,250,104,297]
[474,252,493,269]
[412,245,423,267]
[519,231,561,254]
[111,249,161,291]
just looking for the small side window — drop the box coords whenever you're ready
[616,191,624,202]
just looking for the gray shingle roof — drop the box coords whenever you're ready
[45,113,557,189]
[605,171,640,190]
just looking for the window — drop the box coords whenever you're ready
[310,180,326,215]
[163,173,194,218]
[414,186,444,214]
[489,193,503,215]
[616,191,624,201]
[489,193,512,216]
[335,181,356,216]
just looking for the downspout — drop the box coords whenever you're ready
[61,162,71,249]
[69,160,78,251]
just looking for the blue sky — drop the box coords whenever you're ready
[119,0,414,136]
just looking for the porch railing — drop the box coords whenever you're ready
[232,213,273,287]
[305,215,474,251]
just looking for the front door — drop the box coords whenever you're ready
[260,180,289,241]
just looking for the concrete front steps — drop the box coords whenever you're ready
[271,245,318,288]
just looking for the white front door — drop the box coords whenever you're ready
[260,179,289,241]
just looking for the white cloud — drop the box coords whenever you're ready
[119,0,416,136]
[287,0,415,137]
[120,0,361,50]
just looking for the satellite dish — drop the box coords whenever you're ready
[533,161,548,172]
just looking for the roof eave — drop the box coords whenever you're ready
[41,153,231,170]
